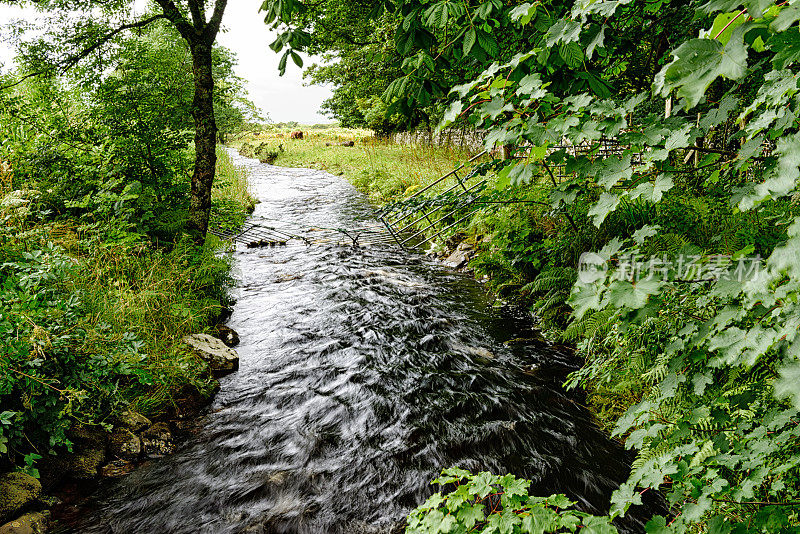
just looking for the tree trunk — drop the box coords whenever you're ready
[187,42,217,242]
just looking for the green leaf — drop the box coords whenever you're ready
[774,359,800,409]
[606,279,662,310]
[546,19,581,46]
[510,2,538,25]
[278,51,289,75]
[559,41,584,69]
[588,192,622,227]
[770,30,800,69]
[707,11,745,44]
[655,36,748,108]
[738,131,800,210]
[632,225,660,244]
[440,101,464,128]
[586,25,606,59]
[463,28,477,55]
[568,282,603,319]
[644,516,672,534]
[520,507,560,533]
[476,30,499,56]
[481,97,513,120]
[582,515,618,534]
[596,154,632,189]
[771,5,800,32]
[630,174,674,203]
[456,503,485,529]
[290,50,303,67]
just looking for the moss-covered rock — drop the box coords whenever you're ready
[0,473,41,524]
[117,411,151,433]
[0,511,49,534]
[109,429,141,461]
[56,448,106,480]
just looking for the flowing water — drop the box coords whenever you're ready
[61,149,655,533]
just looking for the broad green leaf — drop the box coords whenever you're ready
[463,28,476,56]
[655,36,748,108]
[630,174,674,203]
[771,5,800,32]
[510,2,537,24]
[586,25,606,59]
[546,19,582,47]
[774,359,800,409]
[588,192,622,227]
[456,503,485,529]
[739,132,800,210]
[770,30,800,69]
[439,101,464,129]
[705,11,745,44]
[606,279,662,310]
[581,515,618,534]
[559,41,584,69]
[632,225,660,244]
[568,282,603,319]
[596,154,632,190]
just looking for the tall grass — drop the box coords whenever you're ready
[229,127,485,204]
[71,237,232,415]
[210,147,256,230]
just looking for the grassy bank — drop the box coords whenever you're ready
[0,148,254,475]
[231,126,482,204]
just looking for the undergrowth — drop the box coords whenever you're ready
[0,148,253,473]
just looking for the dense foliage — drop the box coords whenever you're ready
[0,21,254,473]
[266,0,800,530]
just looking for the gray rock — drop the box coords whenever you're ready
[444,248,472,269]
[109,429,141,460]
[183,333,240,375]
[117,411,151,433]
[0,511,49,534]
[0,473,41,524]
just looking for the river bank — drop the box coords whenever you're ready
[0,149,255,532]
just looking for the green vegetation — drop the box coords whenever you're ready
[231,125,479,202]
[267,0,800,530]
[6,0,250,240]
[0,19,255,476]
[406,468,616,534]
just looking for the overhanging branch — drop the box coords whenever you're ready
[1,14,168,91]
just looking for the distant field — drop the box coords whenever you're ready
[229,125,486,204]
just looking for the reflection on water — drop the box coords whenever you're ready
[61,149,655,533]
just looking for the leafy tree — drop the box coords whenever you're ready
[3,0,231,241]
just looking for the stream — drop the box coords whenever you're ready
[61,149,655,533]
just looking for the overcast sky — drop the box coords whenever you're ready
[0,2,334,123]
